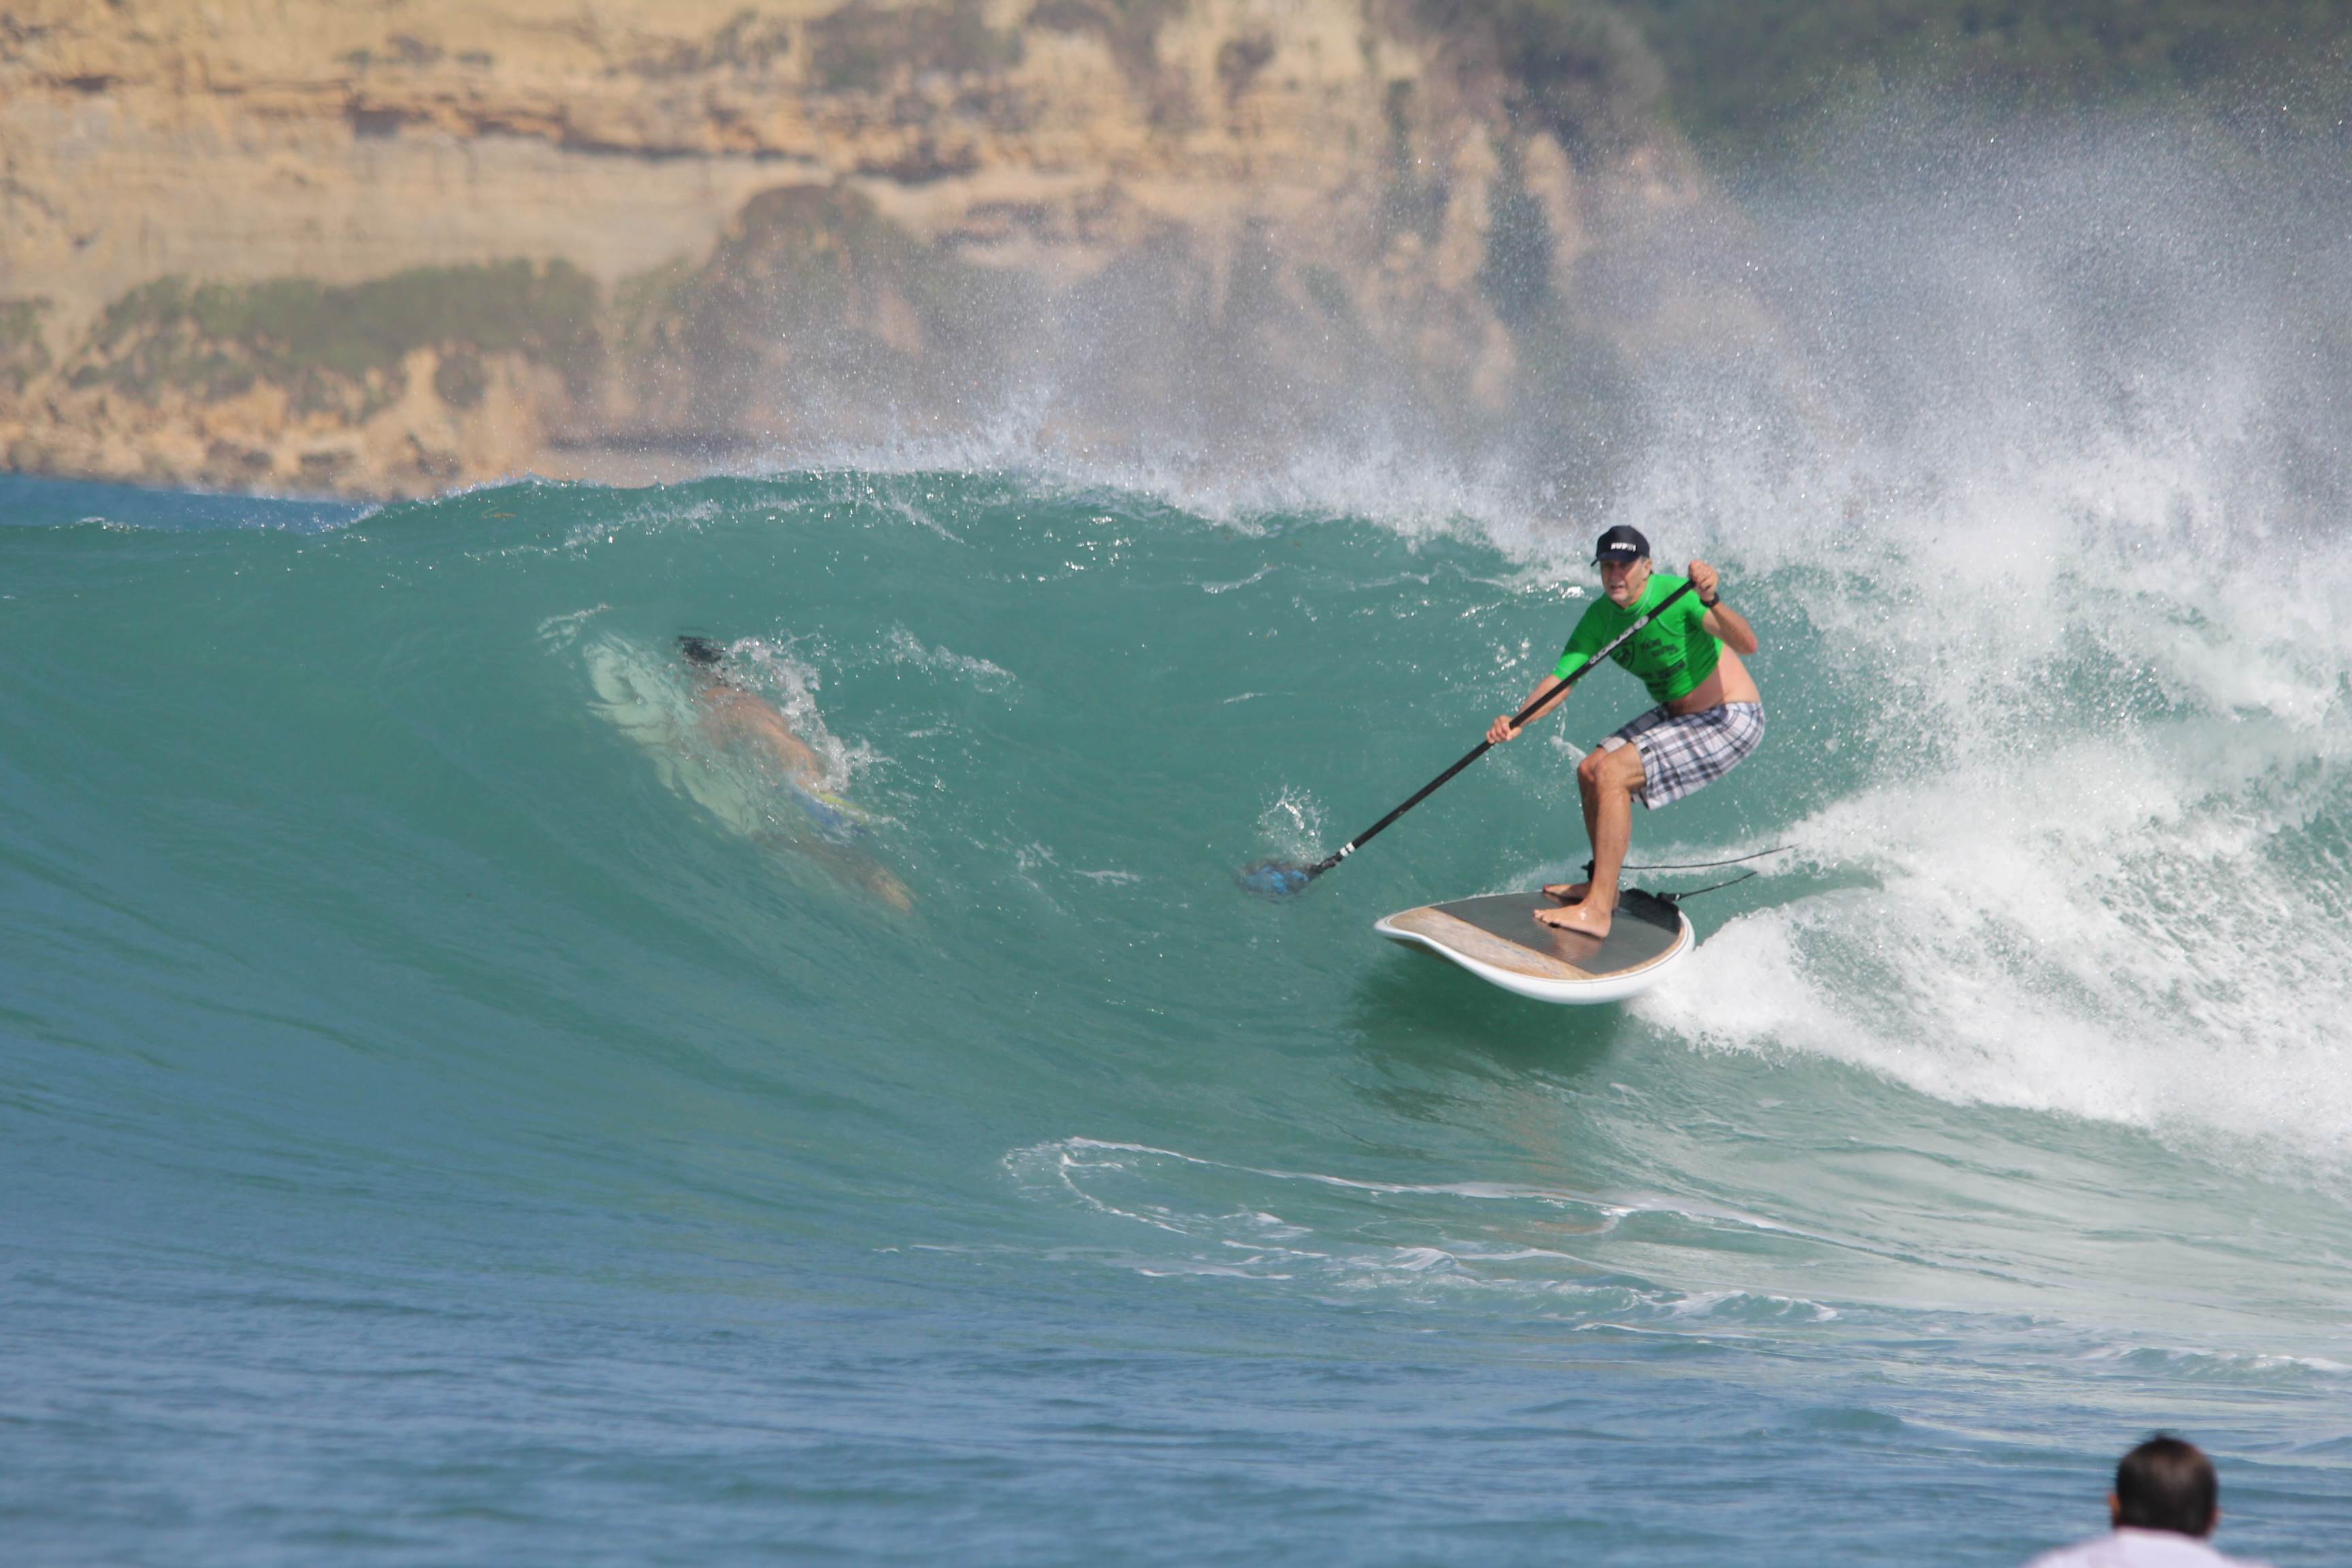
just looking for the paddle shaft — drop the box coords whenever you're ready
[1306,579,1699,879]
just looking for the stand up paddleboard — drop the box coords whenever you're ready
[1374,888,1692,1004]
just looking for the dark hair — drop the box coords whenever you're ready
[2115,1435,2217,1537]
[677,634,727,670]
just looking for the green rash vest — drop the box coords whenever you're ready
[1552,572,1722,705]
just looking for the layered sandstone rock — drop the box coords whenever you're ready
[0,0,1747,495]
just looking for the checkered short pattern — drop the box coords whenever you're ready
[1600,702,1766,809]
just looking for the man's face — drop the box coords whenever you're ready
[1599,556,1649,607]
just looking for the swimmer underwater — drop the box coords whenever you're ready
[674,635,915,911]
[1485,525,1764,939]
[677,634,830,787]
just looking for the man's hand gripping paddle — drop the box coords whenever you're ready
[1239,580,1697,898]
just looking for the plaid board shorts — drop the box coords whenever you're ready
[1599,702,1766,809]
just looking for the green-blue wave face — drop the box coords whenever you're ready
[3,469,2348,1565]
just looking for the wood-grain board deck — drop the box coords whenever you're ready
[1384,888,1685,979]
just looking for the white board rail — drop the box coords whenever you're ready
[1374,888,1693,1004]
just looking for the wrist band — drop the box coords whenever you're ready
[1700,593,1720,608]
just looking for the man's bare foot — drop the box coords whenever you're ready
[1541,881,1590,904]
[1534,899,1614,939]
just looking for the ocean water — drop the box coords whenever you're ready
[10,119,2352,1565]
[3,448,2348,1564]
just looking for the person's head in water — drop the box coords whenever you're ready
[1593,525,1651,608]
[2111,1435,2219,1537]
[678,634,728,675]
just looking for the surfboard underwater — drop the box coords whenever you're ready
[1374,888,1692,1004]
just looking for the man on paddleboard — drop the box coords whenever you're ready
[1485,525,1763,939]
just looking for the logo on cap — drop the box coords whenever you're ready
[1592,525,1650,564]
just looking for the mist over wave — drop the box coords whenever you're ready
[774,115,2352,1172]
[1620,117,2352,1166]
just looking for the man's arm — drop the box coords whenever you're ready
[1487,669,1579,743]
[1492,596,1613,743]
[1486,653,1599,747]
[1688,559,1759,655]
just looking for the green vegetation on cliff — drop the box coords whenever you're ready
[1610,0,2352,152]
[75,262,601,413]
[808,0,1022,90]
[1432,0,2351,162]
[1414,0,1664,158]
[1027,0,1188,82]
[614,184,1030,438]
[0,300,51,393]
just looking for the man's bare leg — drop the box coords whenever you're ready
[1544,760,1607,903]
[1537,742,1643,938]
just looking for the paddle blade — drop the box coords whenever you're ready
[1237,858,1316,898]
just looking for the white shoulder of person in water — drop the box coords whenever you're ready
[675,634,914,912]
[2025,1436,2274,1568]
[1485,524,1765,941]
[677,634,830,785]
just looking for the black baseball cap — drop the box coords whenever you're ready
[1593,525,1650,565]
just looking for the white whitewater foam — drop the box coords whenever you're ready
[883,627,1016,688]
[1622,289,2352,1171]
[1001,1137,1854,1324]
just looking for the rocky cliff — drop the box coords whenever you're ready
[0,0,1750,497]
